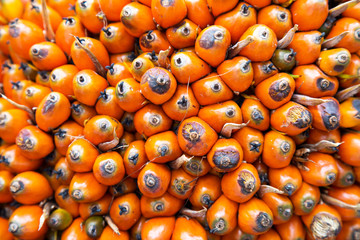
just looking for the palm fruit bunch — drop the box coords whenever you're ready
[0,0,360,239]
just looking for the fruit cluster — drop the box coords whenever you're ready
[0,0,360,239]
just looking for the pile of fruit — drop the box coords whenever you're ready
[0,0,360,239]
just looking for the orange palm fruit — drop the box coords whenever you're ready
[290,182,320,216]
[262,130,296,168]
[238,198,273,235]
[221,162,260,203]
[140,67,177,105]
[270,101,312,136]
[110,193,141,231]
[268,165,302,196]
[189,174,222,209]
[140,192,184,218]
[69,172,108,203]
[195,25,231,67]
[302,203,342,240]
[198,100,243,134]
[255,73,295,110]
[79,193,112,220]
[207,194,239,235]
[93,151,125,186]
[233,127,264,163]
[60,217,91,240]
[66,138,99,173]
[8,205,48,240]
[299,152,338,187]
[336,218,360,240]
[177,117,218,156]
[326,185,360,222]
[55,185,80,218]
[239,24,277,62]
[35,92,71,132]
[137,162,171,198]
[191,73,234,106]
[217,57,253,93]
[275,215,306,240]
[0,217,13,240]
[98,225,129,240]
[141,216,175,240]
[260,192,293,225]
[207,138,243,173]
[9,171,53,204]
[168,168,196,200]
[290,0,328,31]
[0,170,14,203]
[151,0,187,29]
[0,109,31,144]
